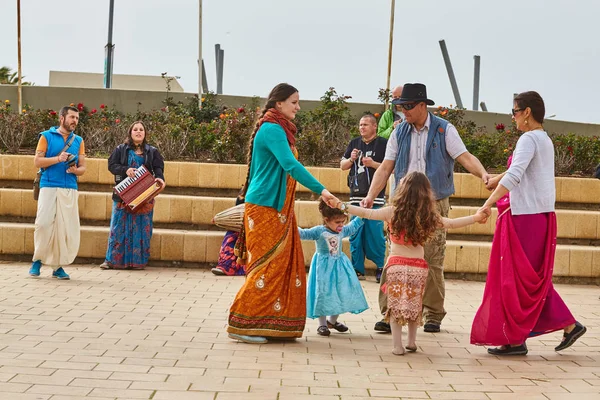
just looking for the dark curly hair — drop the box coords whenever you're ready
[318,198,347,221]
[390,171,441,246]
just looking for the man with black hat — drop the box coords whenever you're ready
[361,83,490,334]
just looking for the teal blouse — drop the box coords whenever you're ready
[245,122,325,211]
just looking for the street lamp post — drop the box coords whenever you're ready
[17,0,23,114]
[385,0,396,109]
[198,0,203,109]
[104,0,115,89]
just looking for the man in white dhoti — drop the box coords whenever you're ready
[30,106,86,279]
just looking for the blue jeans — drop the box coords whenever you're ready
[349,205,386,275]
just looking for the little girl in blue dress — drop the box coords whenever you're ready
[299,199,369,336]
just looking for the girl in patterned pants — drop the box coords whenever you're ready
[338,172,488,355]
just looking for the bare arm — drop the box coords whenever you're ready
[440,207,490,229]
[486,171,507,191]
[482,184,510,210]
[440,216,475,229]
[34,151,68,169]
[364,159,394,202]
[347,205,393,222]
[340,158,354,171]
[456,152,489,184]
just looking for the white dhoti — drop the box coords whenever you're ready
[32,187,80,269]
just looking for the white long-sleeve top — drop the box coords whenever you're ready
[499,129,555,215]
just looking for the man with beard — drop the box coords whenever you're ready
[30,106,86,280]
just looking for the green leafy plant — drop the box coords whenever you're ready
[295,87,357,166]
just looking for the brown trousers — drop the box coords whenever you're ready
[379,197,450,325]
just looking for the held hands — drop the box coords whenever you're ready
[485,174,501,191]
[475,205,492,224]
[482,172,491,187]
[321,189,339,209]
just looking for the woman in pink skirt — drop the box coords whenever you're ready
[472,91,586,355]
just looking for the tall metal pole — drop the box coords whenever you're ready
[217,49,224,94]
[104,0,115,89]
[472,55,480,111]
[17,0,22,114]
[198,0,203,109]
[385,0,396,109]
[202,59,209,93]
[439,39,463,108]
[214,44,221,94]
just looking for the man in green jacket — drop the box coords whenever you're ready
[377,85,404,139]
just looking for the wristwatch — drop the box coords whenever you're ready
[339,202,349,214]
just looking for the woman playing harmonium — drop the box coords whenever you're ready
[100,121,166,270]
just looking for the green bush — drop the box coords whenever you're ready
[295,87,357,166]
[1,95,599,176]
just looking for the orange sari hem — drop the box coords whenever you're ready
[227,176,306,338]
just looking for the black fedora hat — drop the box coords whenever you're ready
[391,83,435,106]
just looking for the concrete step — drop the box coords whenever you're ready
[2,154,600,203]
[2,188,600,240]
[1,222,598,278]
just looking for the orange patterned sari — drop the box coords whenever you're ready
[227,175,306,338]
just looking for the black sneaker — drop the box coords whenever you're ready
[487,343,528,356]
[317,325,330,336]
[375,268,383,283]
[555,321,587,351]
[423,323,440,333]
[374,320,391,333]
[355,270,366,281]
[327,320,349,333]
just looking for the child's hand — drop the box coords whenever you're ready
[474,206,491,224]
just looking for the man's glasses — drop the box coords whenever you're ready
[511,108,524,116]
[399,102,419,111]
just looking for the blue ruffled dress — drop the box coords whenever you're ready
[299,218,369,318]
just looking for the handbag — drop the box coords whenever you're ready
[346,159,371,195]
[33,135,76,200]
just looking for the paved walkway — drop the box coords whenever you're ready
[0,262,598,400]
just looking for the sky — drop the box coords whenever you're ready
[1,0,599,124]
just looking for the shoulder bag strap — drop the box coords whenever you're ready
[39,133,76,174]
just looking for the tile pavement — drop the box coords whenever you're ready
[0,261,598,400]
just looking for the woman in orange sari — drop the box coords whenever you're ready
[227,83,338,344]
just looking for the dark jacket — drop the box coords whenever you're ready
[108,143,165,202]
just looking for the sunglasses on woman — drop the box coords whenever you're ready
[511,108,524,116]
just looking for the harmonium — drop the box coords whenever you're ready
[114,165,163,211]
